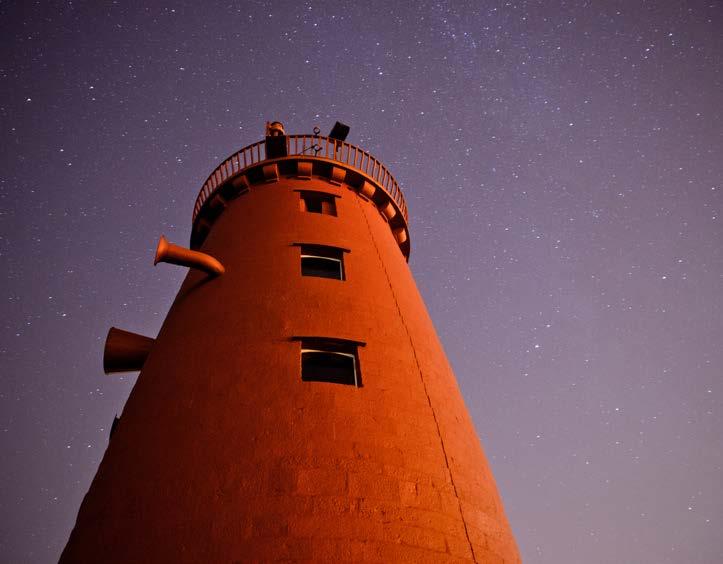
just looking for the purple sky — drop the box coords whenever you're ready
[1,2,721,562]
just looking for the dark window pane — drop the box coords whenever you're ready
[300,192,337,216]
[301,256,343,279]
[306,198,323,213]
[302,351,357,386]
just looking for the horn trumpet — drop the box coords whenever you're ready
[154,235,225,275]
[103,327,155,374]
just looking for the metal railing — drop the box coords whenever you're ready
[192,134,407,223]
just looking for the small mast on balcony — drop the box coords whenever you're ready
[265,120,288,159]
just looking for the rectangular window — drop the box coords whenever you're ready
[300,339,360,387]
[300,245,344,280]
[299,191,337,216]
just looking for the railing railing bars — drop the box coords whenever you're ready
[193,134,407,222]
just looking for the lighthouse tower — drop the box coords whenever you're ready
[61,122,519,563]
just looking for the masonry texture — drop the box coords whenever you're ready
[61,136,520,563]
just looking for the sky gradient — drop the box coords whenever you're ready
[1,1,721,562]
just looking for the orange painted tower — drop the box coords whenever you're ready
[61,122,520,563]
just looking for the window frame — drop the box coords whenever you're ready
[300,348,359,387]
[292,336,365,388]
[296,190,339,217]
[296,243,348,281]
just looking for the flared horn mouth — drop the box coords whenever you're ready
[153,235,225,275]
[154,235,169,266]
[103,327,155,374]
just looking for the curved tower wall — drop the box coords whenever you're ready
[61,137,519,563]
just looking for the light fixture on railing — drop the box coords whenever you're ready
[328,121,350,142]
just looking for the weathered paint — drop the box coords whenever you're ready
[61,159,519,563]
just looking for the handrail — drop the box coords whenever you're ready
[192,134,408,224]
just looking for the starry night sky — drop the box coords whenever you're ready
[1,1,721,562]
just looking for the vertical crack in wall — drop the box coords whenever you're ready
[356,198,478,563]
